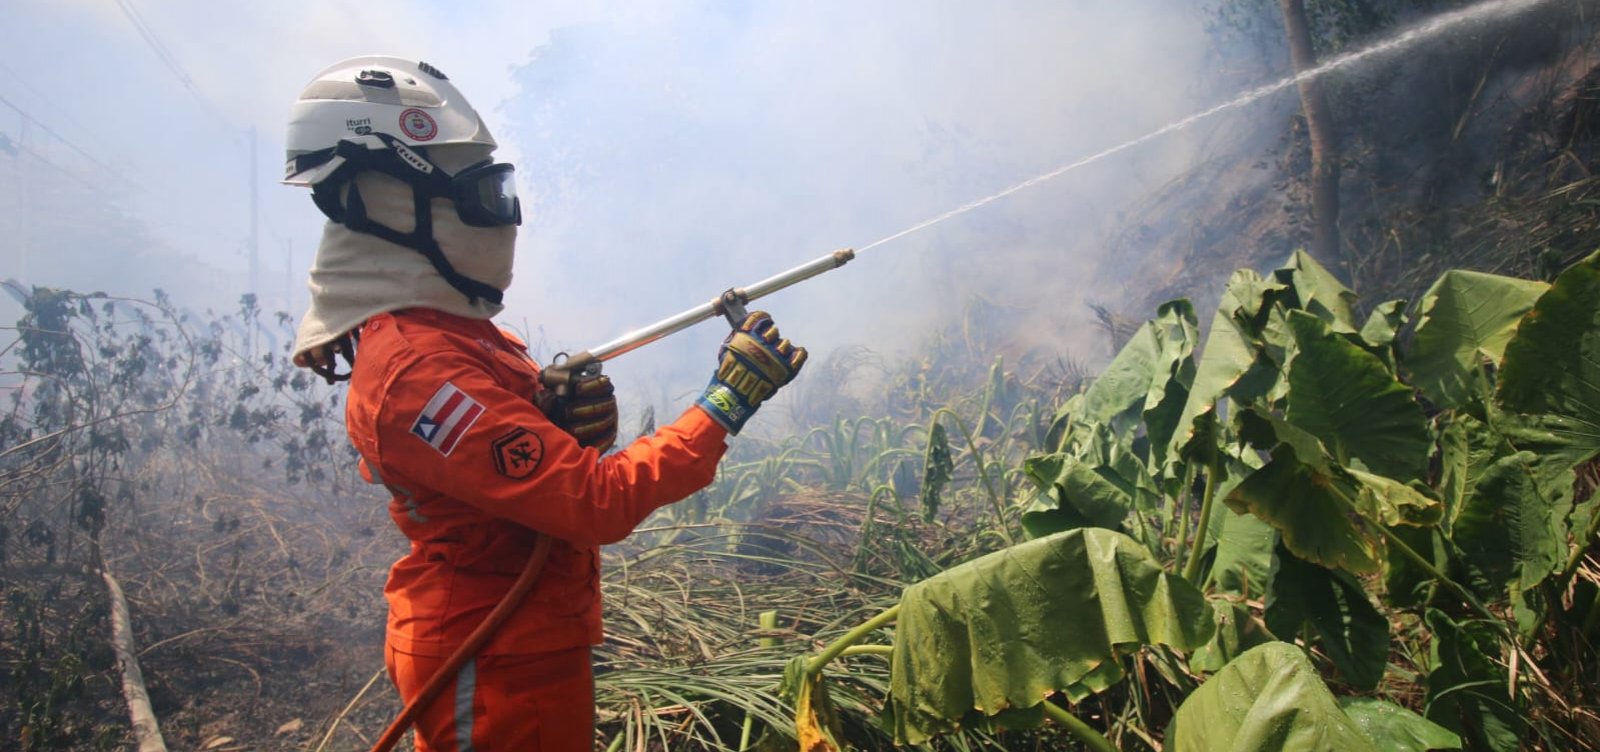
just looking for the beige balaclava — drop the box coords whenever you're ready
[292,143,516,366]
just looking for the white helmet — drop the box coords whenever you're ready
[283,56,497,186]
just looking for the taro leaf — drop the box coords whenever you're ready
[1044,392,1086,452]
[1080,300,1197,441]
[1228,410,1442,574]
[1425,609,1524,751]
[1338,697,1462,751]
[920,421,953,523]
[1346,467,1445,529]
[1384,524,1446,609]
[1496,250,1600,536]
[1360,299,1407,350]
[1167,642,1376,752]
[1265,545,1390,691]
[1079,316,1164,434]
[1437,413,1504,528]
[1237,405,1333,472]
[1199,450,1275,597]
[1285,310,1430,481]
[1359,299,1407,372]
[1451,451,1569,596]
[1190,599,1276,673]
[1142,300,1199,473]
[1168,270,1289,470]
[1021,454,1133,530]
[1206,506,1277,598]
[1019,496,1090,539]
[886,528,1213,744]
[1227,445,1383,573]
[1274,248,1360,334]
[1407,269,1548,410]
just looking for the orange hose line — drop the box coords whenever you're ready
[368,534,553,752]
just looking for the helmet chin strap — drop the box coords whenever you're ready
[341,181,506,306]
[310,141,506,307]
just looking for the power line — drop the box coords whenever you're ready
[113,0,234,131]
[0,93,134,187]
[0,59,104,147]
[3,131,101,193]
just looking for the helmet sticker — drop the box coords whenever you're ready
[398,108,438,141]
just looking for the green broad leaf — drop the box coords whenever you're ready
[1190,599,1276,673]
[1408,269,1548,410]
[1020,454,1132,530]
[1285,311,1431,481]
[1384,524,1446,609]
[1206,506,1278,598]
[1496,250,1600,535]
[1230,407,1442,574]
[1338,697,1462,751]
[1227,445,1384,573]
[1143,300,1199,473]
[1451,451,1570,595]
[1019,497,1091,539]
[1424,610,1524,751]
[1360,299,1407,349]
[1345,468,1445,528]
[1437,413,1505,528]
[1168,270,1289,468]
[1275,248,1360,334]
[1266,546,1390,691]
[1080,300,1197,440]
[1237,405,1334,472]
[920,421,953,523]
[1044,392,1086,452]
[886,528,1213,744]
[1167,642,1377,752]
[1359,299,1407,372]
[1052,419,1165,510]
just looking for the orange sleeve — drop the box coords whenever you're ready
[372,348,728,547]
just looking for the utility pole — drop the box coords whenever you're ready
[17,119,30,284]
[248,127,260,359]
[249,127,260,300]
[283,238,293,314]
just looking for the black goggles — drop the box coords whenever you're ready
[451,161,522,228]
[291,135,522,228]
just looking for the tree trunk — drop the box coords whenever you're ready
[1280,0,1345,280]
[104,570,169,752]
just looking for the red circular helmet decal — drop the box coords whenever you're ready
[398,108,438,141]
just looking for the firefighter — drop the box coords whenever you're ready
[283,56,805,751]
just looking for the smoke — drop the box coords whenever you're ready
[495,0,1245,416]
[3,0,1273,422]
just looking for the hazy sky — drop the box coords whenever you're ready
[2,0,1276,413]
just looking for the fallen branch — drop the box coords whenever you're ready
[104,569,169,752]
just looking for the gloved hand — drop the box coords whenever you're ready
[696,311,806,434]
[539,371,619,453]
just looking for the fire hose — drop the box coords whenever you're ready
[368,248,855,751]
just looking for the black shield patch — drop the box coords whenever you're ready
[491,428,545,480]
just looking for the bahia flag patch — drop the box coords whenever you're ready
[410,382,485,456]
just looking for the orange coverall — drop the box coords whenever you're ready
[344,307,729,751]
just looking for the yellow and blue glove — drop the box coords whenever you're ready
[539,371,619,453]
[696,312,806,434]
